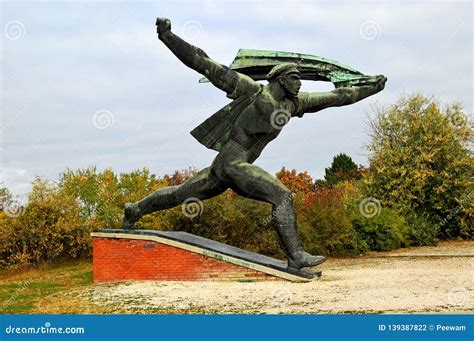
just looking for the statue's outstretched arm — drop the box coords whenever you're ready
[297,76,387,115]
[157,18,260,99]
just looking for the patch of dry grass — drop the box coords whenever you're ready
[0,260,97,314]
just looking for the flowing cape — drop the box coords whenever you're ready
[190,87,262,152]
[199,49,380,88]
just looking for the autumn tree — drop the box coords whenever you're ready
[276,167,314,194]
[163,167,198,186]
[365,93,473,239]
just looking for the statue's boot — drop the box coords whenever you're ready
[274,224,326,269]
[272,196,326,269]
[122,202,141,229]
[287,250,326,269]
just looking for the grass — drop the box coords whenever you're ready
[0,260,198,314]
[0,260,96,314]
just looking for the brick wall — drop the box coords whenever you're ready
[93,237,279,282]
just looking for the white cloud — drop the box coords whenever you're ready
[1,168,33,197]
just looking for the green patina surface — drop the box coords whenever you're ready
[122,18,387,271]
[200,49,377,87]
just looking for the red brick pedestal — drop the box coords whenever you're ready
[91,230,320,283]
[93,237,278,282]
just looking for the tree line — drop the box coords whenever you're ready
[1,94,472,268]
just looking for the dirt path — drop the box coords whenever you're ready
[77,240,473,314]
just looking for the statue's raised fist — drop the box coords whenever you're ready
[375,75,387,91]
[156,17,171,35]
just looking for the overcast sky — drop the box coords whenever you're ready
[1,0,472,198]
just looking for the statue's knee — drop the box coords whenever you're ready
[221,162,241,179]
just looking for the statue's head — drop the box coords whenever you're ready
[266,63,301,97]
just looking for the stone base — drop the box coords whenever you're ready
[91,229,321,283]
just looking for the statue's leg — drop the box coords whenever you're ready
[122,167,226,228]
[225,162,326,269]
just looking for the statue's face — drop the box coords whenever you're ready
[280,73,302,97]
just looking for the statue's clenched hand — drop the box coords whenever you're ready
[373,75,387,92]
[349,75,387,92]
[156,17,171,35]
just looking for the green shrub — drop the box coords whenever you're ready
[350,205,411,251]
[405,211,439,246]
[298,189,364,256]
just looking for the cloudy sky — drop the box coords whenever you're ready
[1,0,472,198]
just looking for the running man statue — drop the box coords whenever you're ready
[123,18,387,269]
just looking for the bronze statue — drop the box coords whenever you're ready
[123,18,387,269]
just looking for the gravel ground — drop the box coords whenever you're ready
[86,241,474,314]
